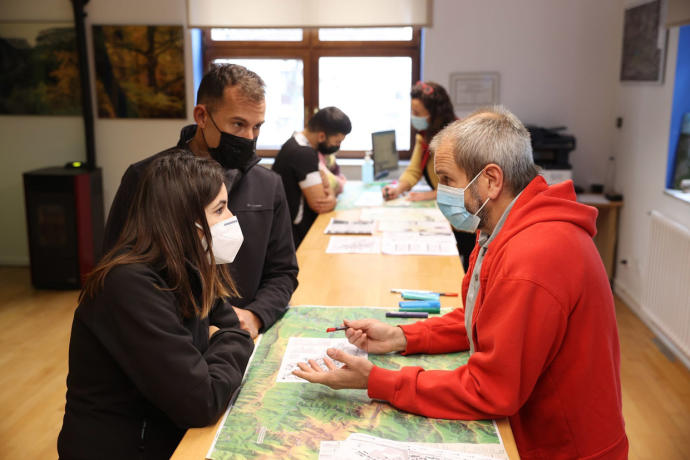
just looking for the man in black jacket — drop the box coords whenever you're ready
[103,64,298,338]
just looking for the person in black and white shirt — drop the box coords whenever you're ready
[272,107,352,247]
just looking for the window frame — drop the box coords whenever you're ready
[666,24,690,195]
[202,27,421,158]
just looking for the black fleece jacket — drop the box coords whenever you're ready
[58,262,254,460]
[102,125,299,330]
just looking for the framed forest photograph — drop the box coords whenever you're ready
[93,25,186,118]
[0,23,81,115]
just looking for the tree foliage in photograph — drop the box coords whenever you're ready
[93,25,185,119]
[0,26,81,115]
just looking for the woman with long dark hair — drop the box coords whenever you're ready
[382,81,476,271]
[58,151,254,459]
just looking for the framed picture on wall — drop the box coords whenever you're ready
[620,0,668,83]
[0,23,81,115]
[93,25,186,118]
[449,72,500,113]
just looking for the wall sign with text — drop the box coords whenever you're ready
[449,72,500,112]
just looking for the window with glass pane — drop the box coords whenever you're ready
[211,28,303,41]
[202,27,420,157]
[214,58,304,149]
[319,57,411,151]
[318,27,413,41]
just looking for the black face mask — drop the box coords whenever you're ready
[204,114,257,171]
[317,142,340,155]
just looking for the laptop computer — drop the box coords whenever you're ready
[371,130,398,179]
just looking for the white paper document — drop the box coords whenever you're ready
[377,219,452,235]
[381,233,459,256]
[318,433,506,460]
[382,196,413,207]
[276,337,367,383]
[324,218,376,235]
[354,190,385,207]
[360,207,447,223]
[326,236,381,254]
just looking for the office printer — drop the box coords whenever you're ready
[526,125,576,185]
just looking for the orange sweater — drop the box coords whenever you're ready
[368,177,628,459]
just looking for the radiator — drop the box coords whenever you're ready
[642,211,690,361]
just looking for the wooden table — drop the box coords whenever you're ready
[173,206,519,459]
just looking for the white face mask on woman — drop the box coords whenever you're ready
[196,216,244,264]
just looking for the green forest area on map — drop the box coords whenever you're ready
[210,306,499,460]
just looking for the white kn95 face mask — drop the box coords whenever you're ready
[196,216,244,264]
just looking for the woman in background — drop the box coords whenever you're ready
[382,81,476,271]
[58,151,253,459]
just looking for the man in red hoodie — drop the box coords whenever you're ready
[294,106,628,459]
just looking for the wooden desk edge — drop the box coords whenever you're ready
[578,199,623,209]
[171,415,223,459]
[497,417,520,458]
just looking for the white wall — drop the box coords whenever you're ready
[0,0,194,265]
[423,0,620,190]
[612,23,690,307]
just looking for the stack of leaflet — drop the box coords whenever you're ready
[377,219,451,235]
[360,207,446,223]
[324,218,376,235]
[318,433,505,460]
[325,236,381,254]
[381,232,458,256]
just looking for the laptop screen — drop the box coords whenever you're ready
[372,130,398,177]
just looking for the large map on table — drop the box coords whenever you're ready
[208,306,501,459]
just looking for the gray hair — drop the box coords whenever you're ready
[430,105,538,194]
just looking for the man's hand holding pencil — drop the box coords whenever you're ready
[291,319,408,390]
